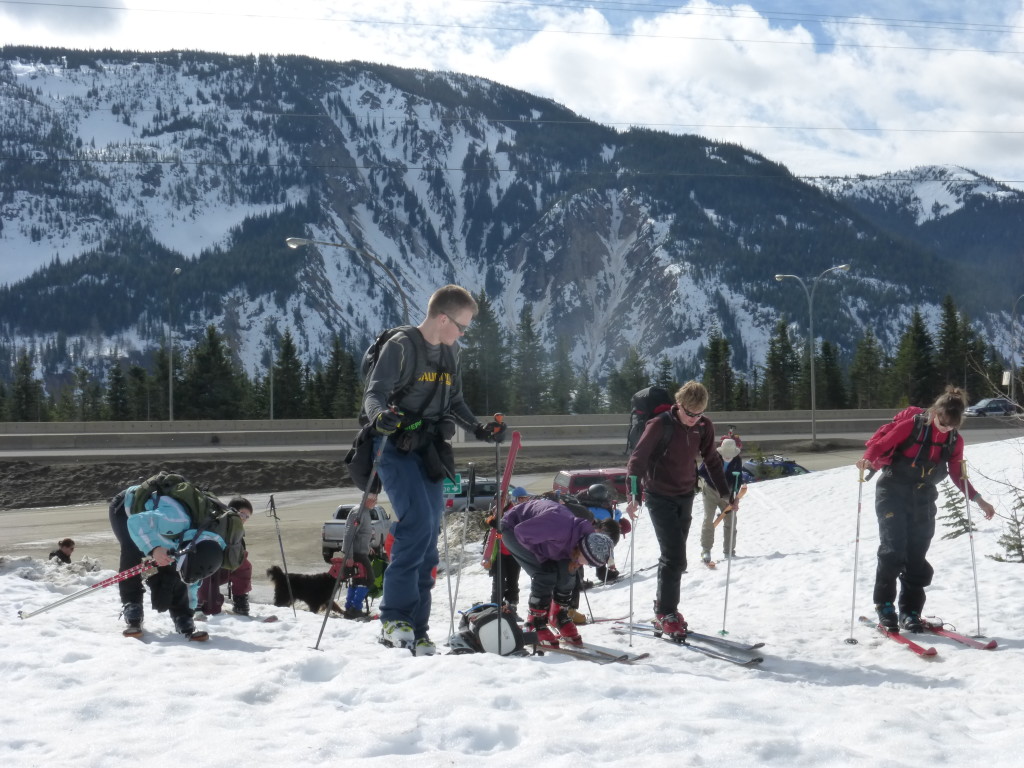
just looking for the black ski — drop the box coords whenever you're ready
[613,624,763,666]
[522,632,648,664]
[616,622,764,652]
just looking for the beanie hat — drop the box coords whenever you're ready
[177,539,224,584]
[579,532,614,566]
[718,438,740,461]
[511,486,529,499]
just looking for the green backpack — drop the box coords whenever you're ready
[129,471,247,571]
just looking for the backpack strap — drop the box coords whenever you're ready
[893,412,957,466]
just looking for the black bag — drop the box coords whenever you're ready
[344,424,383,493]
[448,604,527,656]
[625,386,675,453]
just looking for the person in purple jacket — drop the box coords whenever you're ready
[499,497,614,648]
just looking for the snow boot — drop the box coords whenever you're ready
[653,604,687,639]
[380,620,415,650]
[525,606,559,649]
[344,585,370,620]
[899,609,924,633]
[121,602,144,637]
[875,602,899,631]
[413,637,437,657]
[232,594,250,616]
[174,613,209,642]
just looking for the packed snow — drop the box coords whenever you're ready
[3,437,1024,767]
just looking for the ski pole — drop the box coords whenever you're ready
[719,471,742,636]
[18,559,157,620]
[266,494,297,619]
[492,417,504,657]
[846,466,866,645]
[450,462,475,635]
[628,475,640,647]
[960,460,983,637]
[313,427,388,651]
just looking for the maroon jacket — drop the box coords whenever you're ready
[626,406,731,499]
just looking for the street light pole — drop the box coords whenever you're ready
[775,263,850,444]
[1012,293,1024,405]
[168,267,182,422]
[285,236,410,324]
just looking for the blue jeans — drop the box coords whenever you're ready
[376,436,444,638]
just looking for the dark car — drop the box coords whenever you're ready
[965,397,1018,417]
[740,456,811,483]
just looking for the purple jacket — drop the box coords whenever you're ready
[501,498,595,563]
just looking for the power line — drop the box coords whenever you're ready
[2,0,1023,54]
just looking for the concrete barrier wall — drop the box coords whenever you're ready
[0,409,1010,452]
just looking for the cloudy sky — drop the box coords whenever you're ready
[3,1,1024,185]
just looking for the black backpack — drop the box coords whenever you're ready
[448,604,527,656]
[625,386,675,454]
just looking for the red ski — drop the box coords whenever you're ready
[922,621,997,650]
[859,616,937,657]
[495,430,522,511]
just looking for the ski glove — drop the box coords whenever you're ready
[374,408,404,436]
[474,420,507,443]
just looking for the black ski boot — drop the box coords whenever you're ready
[899,610,924,633]
[174,613,209,642]
[232,594,250,616]
[875,602,899,631]
[121,602,144,637]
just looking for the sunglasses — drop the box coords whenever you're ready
[443,313,470,333]
[682,407,705,419]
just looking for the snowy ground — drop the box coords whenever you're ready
[3,438,1023,768]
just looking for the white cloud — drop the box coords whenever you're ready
[3,1,1024,185]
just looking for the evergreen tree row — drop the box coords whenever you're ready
[0,292,1015,422]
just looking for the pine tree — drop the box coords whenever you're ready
[818,340,847,409]
[9,350,42,421]
[764,319,799,410]
[178,325,243,419]
[461,292,508,415]
[572,369,603,414]
[510,304,545,415]
[701,328,734,411]
[935,295,965,390]
[104,358,131,421]
[849,329,885,408]
[607,346,649,412]
[654,355,677,392]
[891,308,937,406]
[545,335,574,414]
[937,480,977,540]
[272,329,305,419]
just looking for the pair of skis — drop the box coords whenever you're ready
[858,616,998,657]
[614,622,765,666]
[522,631,649,665]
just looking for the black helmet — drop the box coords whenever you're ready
[178,539,224,584]
[585,484,612,503]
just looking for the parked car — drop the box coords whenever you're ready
[444,478,500,513]
[322,504,393,563]
[965,397,1018,417]
[740,456,811,484]
[552,468,629,499]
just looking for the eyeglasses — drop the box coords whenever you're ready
[682,407,705,419]
[443,313,470,333]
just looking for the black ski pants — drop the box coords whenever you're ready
[109,496,145,606]
[872,475,937,614]
[500,524,574,611]
[646,490,695,615]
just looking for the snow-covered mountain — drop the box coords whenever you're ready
[0,48,1020,382]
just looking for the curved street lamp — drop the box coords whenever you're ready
[168,267,182,422]
[774,263,851,444]
[285,236,410,324]
[1012,293,1024,405]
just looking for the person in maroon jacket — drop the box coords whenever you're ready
[499,497,614,648]
[857,386,995,632]
[626,381,735,639]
